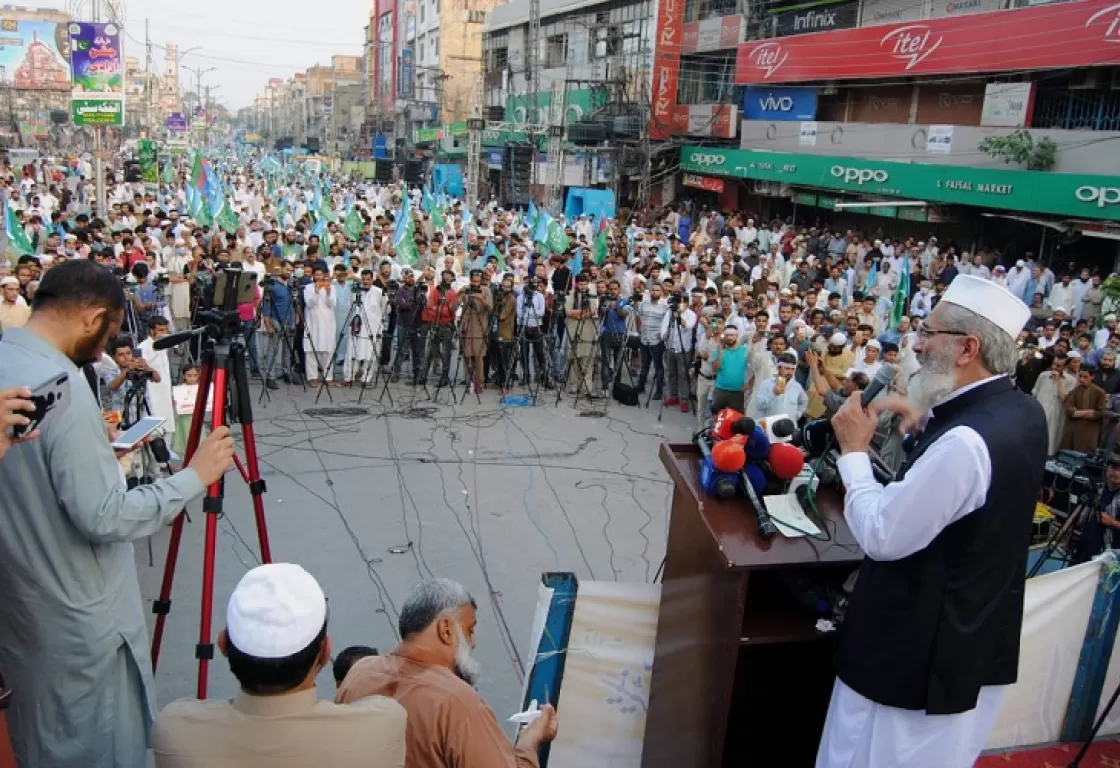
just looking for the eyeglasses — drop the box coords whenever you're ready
[915,322,969,340]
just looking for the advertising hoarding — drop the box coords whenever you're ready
[981,82,1036,127]
[773,1,859,36]
[650,0,684,139]
[0,18,71,91]
[398,47,414,99]
[166,111,187,131]
[679,145,1120,222]
[737,0,1120,84]
[858,0,924,25]
[742,86,818,121]
[68,22,124,126]
[681,14,745,53]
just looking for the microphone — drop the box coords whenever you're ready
[794,363,899,455]
[152,327,206,351]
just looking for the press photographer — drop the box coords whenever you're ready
[107,336,160,422]
[1072,454,1120,563]
[0,260,234,766]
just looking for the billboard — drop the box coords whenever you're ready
[681,15,745,53]
[650,0,684,139]
[166,111,187,131]
[859,0,924,25]
[743,86,818,120]
[0,18,71,91]
[773,1,859,36]
[398,48,414,99]
[737,0,1120,84]
[68,22,124,126]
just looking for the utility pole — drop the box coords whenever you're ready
[526,0,541,195]
[92,0,106,217]
[144,18,152,136]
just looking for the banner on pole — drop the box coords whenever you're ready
[68,22,124,126]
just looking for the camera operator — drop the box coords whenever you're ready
[260,261,298,387]
[0,259,234,766]
[390,267,426,384]
[129,261,159,339]
[492,274,517,388]
[598,279,630,393]
[422,269,458,387]
[452,269,492,394]
[372,260,396,372]
[106,336,159,420]
[564,272,599,397]
[1074,454,1120,563]
[661,287,696,412]
[516,276,548,387]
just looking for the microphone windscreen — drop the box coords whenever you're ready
[731,416,757,436]
[745,426,771,461]
[768,442,806,480]
[743,463,768,496]
[712,408,745,442]
[711,440,747,473]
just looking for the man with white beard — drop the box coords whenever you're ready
[818,275,1047,768]
[337,578,559,766]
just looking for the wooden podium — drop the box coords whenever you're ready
[641,444,863,768]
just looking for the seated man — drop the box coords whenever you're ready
[337,578,559,767]
[153,564,406,767]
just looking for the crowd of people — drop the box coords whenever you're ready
[0,146,1115,767]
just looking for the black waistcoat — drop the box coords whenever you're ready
[833,376,1048,714]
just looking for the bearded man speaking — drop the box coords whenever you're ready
[817,275,1047,768]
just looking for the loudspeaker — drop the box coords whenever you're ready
[304,137,320,153]
[49,109,68,125]
[504,145,532,206]
[375,159,393,183]
[403,159,422,184]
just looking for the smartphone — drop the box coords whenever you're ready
[110,416,166,451]
[12,372,70,439]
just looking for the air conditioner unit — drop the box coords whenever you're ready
[1069,70,1099,90]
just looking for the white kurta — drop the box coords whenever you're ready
[1032,370,1074,455]
[817,375,1011,768]
[302,283,337,353]
[344,286,386,380]
[139,338,175,435]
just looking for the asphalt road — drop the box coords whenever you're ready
[137,375,695,725]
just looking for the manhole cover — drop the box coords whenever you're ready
[579,409,607,418]
[303,406,371,418]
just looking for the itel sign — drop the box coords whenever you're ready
[737,0,1120,83]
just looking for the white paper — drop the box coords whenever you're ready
[926,124,954,154]
[763,492,822,538]
[799,121,818,147]
[518,583,554,710]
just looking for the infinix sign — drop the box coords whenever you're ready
[743,86,818,121]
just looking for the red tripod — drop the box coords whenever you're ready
[149,280,272,698]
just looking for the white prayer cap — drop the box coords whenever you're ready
[226,564,326,659]
[829,332,847,346]
[939,274,1030,340]
[0,276,17,287]
[1069,350,1082,359]
[867,339,881,349]
[1107,314,1118,322]
[1053,306,1067,314]
[1016,259,1025,267]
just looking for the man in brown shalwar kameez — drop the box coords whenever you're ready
[1061,368,1107,452]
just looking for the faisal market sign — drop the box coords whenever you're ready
[680,146,1120,222]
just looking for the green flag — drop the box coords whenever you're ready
[217,199,240,235]
[592,220,609,265]
[546,219,569,255]
[162,160,176,185]
[319,198,336,224]
[890,257,911,331]
[431,203,445,230]
[4,203,33,256]
[343,206,363,241]
[196,200,212,228]
[189,151,203,189]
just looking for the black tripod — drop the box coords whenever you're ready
[379,284,428,405]
[1070,678,1120,766]
[314,283,382,403]
[504,287,551,404]
[441,288,487,405]
[417,287,455,396]
[556,290,600,409]
[149,269,272,698]
[1027,502,1087,579]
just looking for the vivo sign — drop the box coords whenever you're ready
[742,86,817,121]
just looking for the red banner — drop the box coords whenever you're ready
[669,104,738,138]
[650,0,684,139]
[737,0,1120,84]
[683,173,726,193]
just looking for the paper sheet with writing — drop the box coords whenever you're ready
[518,583,554,711]
[764,493,822,538]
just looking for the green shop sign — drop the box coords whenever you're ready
[504,88,610,127]
[680,146,1120,223]
[72,97,123,126]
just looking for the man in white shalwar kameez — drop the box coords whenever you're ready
[821,275,1047,768]
[343,274,387,384]
[302,264,338,384]
[138,318,176,442]
[1032,354,1075,456]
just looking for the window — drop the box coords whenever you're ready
[419,40,426,63]
[545,34,567,68]
[419,1,425,23]
[432,31,438,57]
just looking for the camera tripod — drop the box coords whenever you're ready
[416,287,456,400]
[1027,502,1088,579]
[503,287,552,405]
[379,284,429,406]
[439,287,488,405]
[315,283,384,404]
[149,271,272,698]
[555,290,601,409]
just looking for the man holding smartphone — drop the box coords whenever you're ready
[0,260,235,768]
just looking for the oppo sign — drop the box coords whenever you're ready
[831,165,889,185]
[1076,185,1120,208]
[690,152,727,167]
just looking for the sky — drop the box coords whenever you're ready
[39,0,370,110]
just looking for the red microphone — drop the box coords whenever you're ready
[768,442,805,481]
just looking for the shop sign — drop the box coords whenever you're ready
[737,0,1120,84]
[651,0,684,139]
[683,173,726,193]
[678,145,1120,221]
[791,191,818,206]
[898,205,929,221]
[817,195,840,210]
[743,86,817,121]
[868,205,898,217]
[773,1,858,37]
[981,82,1036,128]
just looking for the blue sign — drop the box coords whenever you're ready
[373,135,388,159]
[486,148,504,168]
[742,86,817,122]
[398,48,414,99]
